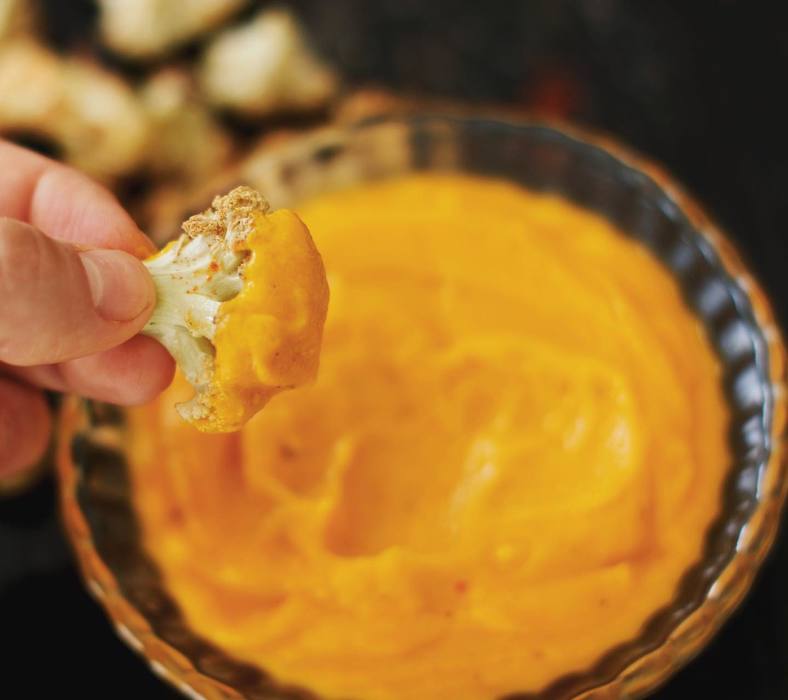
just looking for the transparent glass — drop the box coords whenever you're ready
[58,115,787,699]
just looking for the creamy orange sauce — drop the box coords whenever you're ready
[207,208,329,431]
[128,174,729,700]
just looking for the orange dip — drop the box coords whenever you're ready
[128,174,729,700]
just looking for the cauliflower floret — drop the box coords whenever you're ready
[140,68,233,184]
[97,0,246,59]
[142,186,329,432]
[0,39,149,180]
[199,9,338,116]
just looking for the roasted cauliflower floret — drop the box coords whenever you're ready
[199,9,337,117]
[140,67,233,184]
[97,0,246,59]
[0,39,149,180]
[142,186,328,432]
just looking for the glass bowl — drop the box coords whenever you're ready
[57,114,787,700]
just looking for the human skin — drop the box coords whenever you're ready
[0,140,174,480]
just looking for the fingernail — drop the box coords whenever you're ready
[79,249,154,322]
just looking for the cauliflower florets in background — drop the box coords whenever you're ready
[0,39,149,180]
[140,67,233,184]
[97,0,247,59]
[199,9,338,117]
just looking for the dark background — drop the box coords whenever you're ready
[2,1,787,697]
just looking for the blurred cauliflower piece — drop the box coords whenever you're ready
[200,9,338,116]
[0,0,36,40]
[0,39,149,179]
[141,68,233,183]
[142,186,329,432]
[97,0,246,59]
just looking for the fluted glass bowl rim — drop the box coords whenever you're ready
[57,113,788,700]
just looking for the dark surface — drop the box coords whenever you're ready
[3,1,788,697]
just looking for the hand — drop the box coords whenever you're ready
[0,141,174,481]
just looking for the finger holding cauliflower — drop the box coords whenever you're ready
[142,186,328,432]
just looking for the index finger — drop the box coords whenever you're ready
[0,140,155,257]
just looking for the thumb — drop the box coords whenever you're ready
[0,217,155,366]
